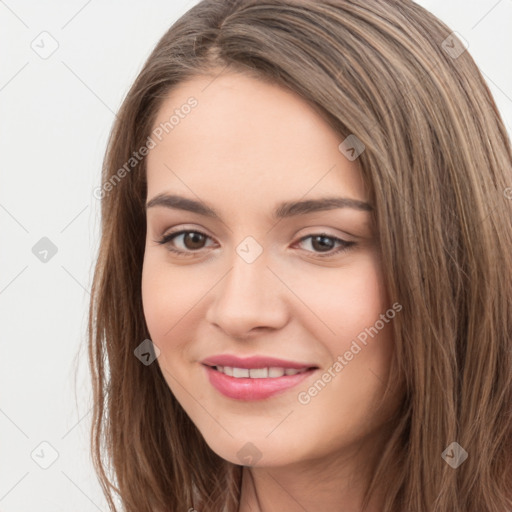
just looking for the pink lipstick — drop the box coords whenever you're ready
[201,354,318,400]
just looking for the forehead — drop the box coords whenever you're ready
[146,71,367,206]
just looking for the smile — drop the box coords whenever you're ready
[211,365,310,378]
[202,364,318,400]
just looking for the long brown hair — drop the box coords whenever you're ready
[88,1,512,510]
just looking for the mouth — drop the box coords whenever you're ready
[205,364,314,378]
[201,356,319,400]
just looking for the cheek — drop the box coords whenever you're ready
[141,252,207,342]
[141,254,207,393]
[276,252,388,343]
[291,262,396,452]
[141,257,175,340]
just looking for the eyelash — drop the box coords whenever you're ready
[154,229,355,259]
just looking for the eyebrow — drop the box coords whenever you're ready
[145,193,372,220]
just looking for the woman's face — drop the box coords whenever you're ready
[141,70,400,469]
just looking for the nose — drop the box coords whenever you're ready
[205,247,289,339]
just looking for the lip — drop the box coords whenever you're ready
[201,355,319,400]
[201,354,317,370]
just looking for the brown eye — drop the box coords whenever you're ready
[156,230,215,255]
[181,231,207,250]
[310,235,336,252]
[296,233,355,258]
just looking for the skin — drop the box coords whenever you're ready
[141,70,402,511]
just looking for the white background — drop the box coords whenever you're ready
[1,1,511,510]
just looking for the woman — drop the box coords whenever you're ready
[88,1,512,511]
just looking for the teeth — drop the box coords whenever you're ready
[249,368,268,378]
[268,367,285,377]
[232,367,250,378]
[214,366,308,378]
